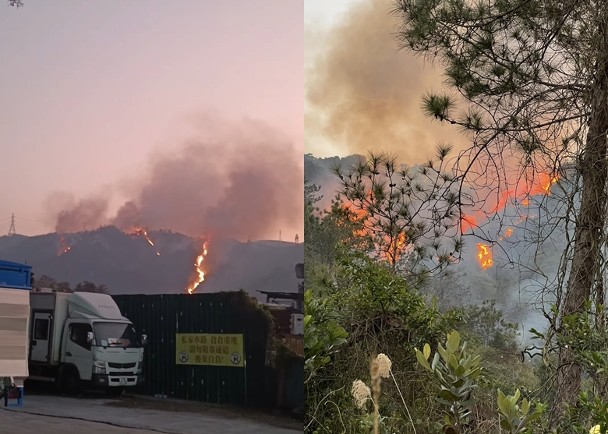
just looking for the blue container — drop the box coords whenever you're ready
[0,260,32,290]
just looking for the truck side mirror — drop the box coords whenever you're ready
[86,331,94,344]
[141,334,148,346]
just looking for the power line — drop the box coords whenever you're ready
[8,213,16,236]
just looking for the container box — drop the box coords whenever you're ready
[0,260,31,380]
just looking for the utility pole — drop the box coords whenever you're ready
[8,213,16,236]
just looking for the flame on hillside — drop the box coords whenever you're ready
[186,242,209,294]
[477,243,493,270]
[461,214,477,233]
[58,235,71,255]
[127,226,160,256]
[504,227,513,238]
[460,171,559,235]
[385,232,407,264]
[535,173,559,195]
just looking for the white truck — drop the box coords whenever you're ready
[28,291,146,395]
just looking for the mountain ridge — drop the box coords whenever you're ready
[0,226,303,300]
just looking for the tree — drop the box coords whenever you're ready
[334,149,463,277]
[74,281,108,294]
[394,0,608,425]
[34,275,57,289]
[305,181,371,268]
[8,0,23,6]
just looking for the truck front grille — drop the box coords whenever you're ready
[108,362,136,369]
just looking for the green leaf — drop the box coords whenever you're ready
[446,331,461,353]
[497,389,510,416]
[455,364,465,376]
[521,398,530,416]
[423,343,431,359]
[437,344,449,362]
[500,418,513,431]
[448,353,459,371]
[415,348,432,371]
[438,388,460,402]
[431,352,440,370]
[512,389,521,404]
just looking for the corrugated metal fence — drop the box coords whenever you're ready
[113,291,276,408]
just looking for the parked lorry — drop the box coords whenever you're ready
[28,290,146,395]
[0,260,32,399]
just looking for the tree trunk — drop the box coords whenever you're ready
[551,12,608,425]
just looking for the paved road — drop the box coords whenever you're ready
[0,410,157,433]
[0,394,301,434]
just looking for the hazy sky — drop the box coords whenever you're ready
[1,1,303,238]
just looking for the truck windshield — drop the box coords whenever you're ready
[93,322,140,348]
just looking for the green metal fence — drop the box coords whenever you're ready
[113,291,275,408]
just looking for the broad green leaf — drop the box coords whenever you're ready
[423,343,431,359]
[500,418,512,431]
[448,353,459,371]
[415,348,431,371]
[521,398,530,416]
[447,331,461,353]
[437,344,448,362]
[512,389,521,404]
[497,389,510,416]
[432,352,440,370]
[455,364,465,377]
[438,388,460,402]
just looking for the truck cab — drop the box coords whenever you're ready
[29,291,145,394]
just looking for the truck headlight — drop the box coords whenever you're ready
[93,361,106,375]
[136,363,143,374]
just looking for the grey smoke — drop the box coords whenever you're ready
[50,118,303,241]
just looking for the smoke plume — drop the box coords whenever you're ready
[306,0,465,162]
[47,193,110,234]
[50,118,303,241]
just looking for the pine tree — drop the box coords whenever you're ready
[394,0,608,424]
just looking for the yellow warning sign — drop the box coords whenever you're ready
[175,333,244,367]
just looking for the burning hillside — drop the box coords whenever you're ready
[186,242,208,294]
[127,226,160,256]
[45,118,303,294]
[0,226,303,298]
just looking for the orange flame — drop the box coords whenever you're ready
[461,214,477,233]
[533,173,559,195]
[476,243,493,270]
[186,242,208,294]
[58,235,71,255]
[504,227,513,238]
[127,226,160,256]
[385,232,407,264]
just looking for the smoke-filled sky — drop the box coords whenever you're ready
[1,1,303,240]
[305,0,466,163]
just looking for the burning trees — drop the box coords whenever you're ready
[334,150,462,275]
[395,0,608,423]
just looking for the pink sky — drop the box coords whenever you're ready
[0,1,303,240]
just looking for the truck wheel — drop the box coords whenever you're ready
[60,369,81,395]
[106,387,124,397]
